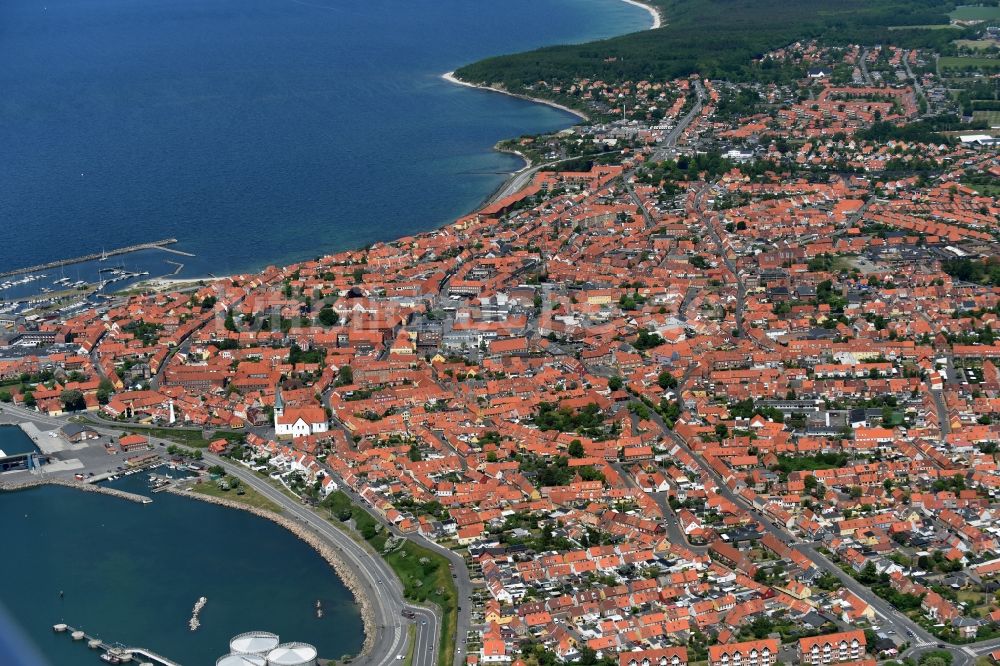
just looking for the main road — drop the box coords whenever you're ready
[205,453,441,666]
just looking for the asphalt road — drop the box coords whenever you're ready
[206,453,441,666]
[330,477,475,666]
[651,80,705,161]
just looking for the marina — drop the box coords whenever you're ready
[0,239,186,279]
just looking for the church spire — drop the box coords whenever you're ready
[274,385,284,414]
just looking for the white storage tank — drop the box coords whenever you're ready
[230,632,281,656]
[217,654,267,666]
[266,642,318,666]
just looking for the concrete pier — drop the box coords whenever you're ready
[0,239,181,279]
[55,622,181,666]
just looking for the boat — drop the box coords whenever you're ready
[99,653,123,664]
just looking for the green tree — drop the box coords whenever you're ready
[59,389,85,411]
[317,306,339,326]
[607,376,623,391]
[568,439,585,458]
[96,378,114,405]
[657,371,678,390]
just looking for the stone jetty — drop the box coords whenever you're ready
[0,477,152,503]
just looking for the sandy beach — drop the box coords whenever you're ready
[621,0,663,29]
[442,71,590,121]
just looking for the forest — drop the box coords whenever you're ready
[454,0,967,94]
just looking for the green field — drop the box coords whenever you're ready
[950,5,1000,20]
[955,39,1000,49]
[191,479,283,512]
[940,55,1000,71]
[974,110,1000,126]
[127,426,244,448]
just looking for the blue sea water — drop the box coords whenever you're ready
[0,0,650,279]
[0,1,652,662]
[0,425,40,456]
[0,475,366,664]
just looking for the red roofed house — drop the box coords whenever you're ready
[799,630,866,665]
[619,647,687,666]
[709,639,779,666]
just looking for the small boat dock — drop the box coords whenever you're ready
[53,622,181,665]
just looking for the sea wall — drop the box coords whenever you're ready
[164,487,376,658]
[0,477,151,503]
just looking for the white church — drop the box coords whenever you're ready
[273,387,329,439]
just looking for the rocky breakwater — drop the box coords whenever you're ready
[165,486,376,658]
[0,477,152,503]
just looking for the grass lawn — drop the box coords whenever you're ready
[940,55,1000,72]
[321,491,458,666]
[950,5,1000,20]
[402,624,416,666]
[956,39,1000,50]
[133,427,244,448]
[191,479,282,513]
[973,110,1000,126]
[956,589,984,603]
[963,180,1000,197]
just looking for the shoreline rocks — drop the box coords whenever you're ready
[165,486,377,659]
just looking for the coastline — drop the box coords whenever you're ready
[167,486,377,659]
[0,476,374,660]
[621,0,662,29]
[444,0,662,210]
[441,71,590,122]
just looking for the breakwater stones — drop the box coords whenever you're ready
[164,487,377,658]
[0,477,152,503]
[190,596,208,631]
